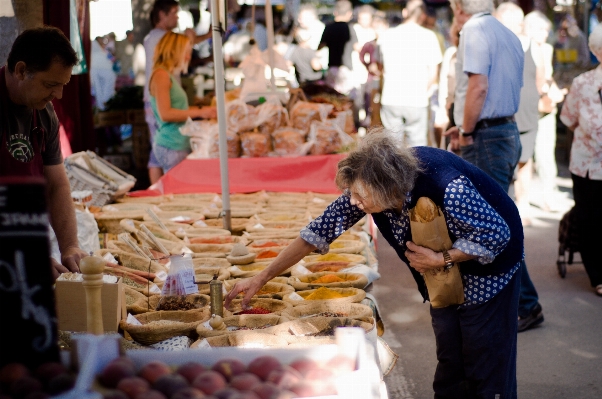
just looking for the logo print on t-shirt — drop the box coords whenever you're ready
[7,133,34,162]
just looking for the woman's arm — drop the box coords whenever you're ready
[150,69,215,122]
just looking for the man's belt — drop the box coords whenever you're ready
[475,116,515,130]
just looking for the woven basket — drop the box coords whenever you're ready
[170,193,220,202]
[195,268,231,294]
[282,287,366,307]
[226,262,292,279]
[245,222,306,233]
[116,195,164,204]
[102,203,155,212]
[192,257,231,268]
[120,308,210,345]
[125,286,150,314]
[143,211,205,225]
[247,238,294,248]
[288,272,369,290]
[279,302,374,322]
[95,211,145,234]
[227,298,292,315]
[106,240,138,255]
[328,240,366,254]
[130,219,193,235]
[224,281,294,300]
[129,294,210,314]
[95,249,167,274]
[291,261,356,276]
[186,233,243,244]
[303,253,366,264]
[192,331,288,348]
[124,221,182,242]
[251,213,310,223]
[243,231,301,241]
[268,317,374,340]
[157,204,208,212]
[175,227,233,239]
[196,314,283,338]
[186,243,234,254]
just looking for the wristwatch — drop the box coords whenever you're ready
[458,127,473,137]
[442,250,454,270]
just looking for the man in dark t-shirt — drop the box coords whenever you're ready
[1,27,88,279]
[319,0,357,95]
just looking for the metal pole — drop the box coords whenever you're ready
[210,0,232,232]
[265,0,276,93]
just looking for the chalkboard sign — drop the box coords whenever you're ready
[0,176,60,368]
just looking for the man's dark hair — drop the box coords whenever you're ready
[150,0,179,28]
[7,26,78,74]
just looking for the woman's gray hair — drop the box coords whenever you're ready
[335,128,423,210]
[589,23,602,52]
[523,10,551,35]
[451,0,494,16]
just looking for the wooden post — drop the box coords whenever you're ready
[80,256,105,335]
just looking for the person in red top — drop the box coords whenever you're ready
[1,26,87,279]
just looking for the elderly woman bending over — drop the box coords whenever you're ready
[226,130,524,398]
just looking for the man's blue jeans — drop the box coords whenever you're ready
[461,122,540,316]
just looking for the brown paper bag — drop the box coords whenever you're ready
[409,199,464,308]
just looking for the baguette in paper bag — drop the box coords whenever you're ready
[410,197,464,308]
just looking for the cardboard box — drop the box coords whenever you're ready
[55,278,126,332]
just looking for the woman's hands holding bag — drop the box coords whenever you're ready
[405,241,445,273]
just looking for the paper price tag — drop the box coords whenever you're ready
[253,223,264,229]
[293,264,310,275]
[196,339,212,349]
[202,320,213,330]
[102,252,118,264]
[155,271,167,281]
[103,205,119,212]
[222,285,228,295]
[230,266,241,272]
[126,313,142,326]
[181,269,199,295]
[149,283,162,295]
[288,292,304,301]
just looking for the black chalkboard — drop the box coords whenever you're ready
[0,176,60,368]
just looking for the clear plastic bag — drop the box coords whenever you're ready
[290,101,334,136]
[255,100,289,136]
[307,120,354,155]
[160,254,198,298]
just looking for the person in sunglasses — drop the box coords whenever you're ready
[1,26,87,279]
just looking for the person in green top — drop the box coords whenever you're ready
[149,31,216,172]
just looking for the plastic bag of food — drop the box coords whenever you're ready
[208,128,241,158]
[241,131,271,157]
[255,100,289,136]
[186,120,219,159]
[271,127,311,156]
[290,101,334,136]
[226,99,258,133]
[307,120,354,155]
[160,253,198,299]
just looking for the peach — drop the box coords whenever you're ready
[9,376,43,398]
[211,359,246,382]
[228,392,260,399]
[0,363,29,388]
[46,373,76,395]
[229,373,261,392]
[251,382,295,399]
[176,362,206,384]
[138,361,172,385]
[99,359,136,388]
[288,381,317,398]
[246,357,281,381]
[117,376,150,399]
[265,367,301,391]
[287,358,320,378]
[211,388,238,399]
[192,371,227,395]
[170,387,206,399]
[103,390,130,399]
[133,390,167,399]
[153,374,189,398]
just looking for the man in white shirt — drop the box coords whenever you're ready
[378,0,442,147]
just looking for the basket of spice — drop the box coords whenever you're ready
[128,293,211,314]
[121,218,192,237]
[125,286,150,314]
[328,239,366,254]
[119,308,210,345]
[282,287,366,306]
[224,281,295,300]
[226,298,292,315]
[191,331,289,348]
[196,314,283,338]
[303,253,366,264]
[174,227,232,239]
[194,268,231,295]
[200,217,250,234]
[279,302,374,322]
[186,234,243,244]
[291,261,356,276]
[192,257,231,269]
[143,210,205,225]
[243,231,301,241]
[95,211,146,234]
[227,262,293,278]
[185,243,234,254]
[268,317,374,344]
[245,221,307,233]
[288,272,369,290]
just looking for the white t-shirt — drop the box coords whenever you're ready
[378,22,442,107]
[352,24,376,84]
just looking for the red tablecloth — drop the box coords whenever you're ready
[137,154,346,195]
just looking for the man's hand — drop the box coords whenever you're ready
[60,246,88,273]
[224,275,267,310]
[51,257,69,280]
[443,126,474,151]
[405,241,444,274]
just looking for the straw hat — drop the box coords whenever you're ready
[226,243,257,265]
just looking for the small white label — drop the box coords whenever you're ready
[253,223,264,229]
[104,205,119,212]
[288,292,304,301]
[230,266,242,272]
[155,271,168,281]
[181,246,193,254]
[312,197,326,204]
[103,252,118,265]
[126,313,143,326]
[149,283,162,294]
[193,220,208,227]
[222,284,228,295]
[196,338,212,349]
[202,320,213,330]
[102,275,118,284]
[181,269,199,295]
[293,264,311,275]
